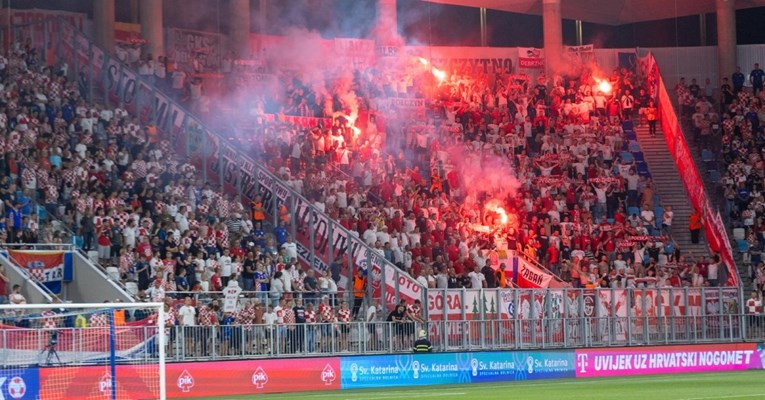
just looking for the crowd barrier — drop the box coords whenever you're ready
[1,342,762,399]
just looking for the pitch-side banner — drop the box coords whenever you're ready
[9,250,65,294]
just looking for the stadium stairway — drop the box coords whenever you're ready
[628,122,710,258]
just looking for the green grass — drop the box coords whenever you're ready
[197,370,765,400]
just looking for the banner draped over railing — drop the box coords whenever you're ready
[8,250,66,294]
[641,52,738,286]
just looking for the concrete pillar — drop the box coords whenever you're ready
[140,0,164,58]
[542,0,562,76]
[716,0,737,82]
[229,0,251,58]
[374,0,398,42]
[93,0,116,51]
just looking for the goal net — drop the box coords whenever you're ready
[0,302,166,400]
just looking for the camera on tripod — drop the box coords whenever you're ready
[48,330,58,348]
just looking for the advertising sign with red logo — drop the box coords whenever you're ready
[164,358,340,398]
[39,358,340,399]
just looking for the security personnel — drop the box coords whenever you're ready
[413,329,432,353]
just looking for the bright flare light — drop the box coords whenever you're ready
[414,57,447,84]
[597,79,613,95]
[485,201,510,226]
[432,68,447,83]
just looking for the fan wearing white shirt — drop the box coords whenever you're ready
[219,249,233,286]
[281,238,298,261]
[468,266,486,289]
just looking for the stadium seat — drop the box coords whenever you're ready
[623,121,634,131]
[709,170,721,183]
[636,162,650,177]
[702,149,715,162]
[733,228,746,241]
[627,206,640,217]
[654,207,663,225]
[705,160,718,172]
[625,131,637,141]
[737,239,749,253]
[620,152,633,163]
[629,141,641,153]
[632,151,644,163]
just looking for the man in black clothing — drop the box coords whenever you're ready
[481,261,497,289]
[293,298,306,353]
[387,303,407,350]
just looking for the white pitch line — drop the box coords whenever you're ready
[348,392,466,400]
[679,395,765,400]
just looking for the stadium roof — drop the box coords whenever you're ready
[421,0,765,26]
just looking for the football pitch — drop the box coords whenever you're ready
[199,370,765,400]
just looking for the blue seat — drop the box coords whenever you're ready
[625,131,637,141]
[36,205,48,222]
[627,206,640,217]
[705,160,718,172]
[702,149,715,162]
[607,218,615,224]
[636,162,650,176]
[623,121,634,131]
[632,151,645,163]
[737,239,749,253]
[629,141,641,153]
[709,170,721,182]
[654,207,663,225]
[620,152,633,163]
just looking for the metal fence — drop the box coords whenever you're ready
[1,314,763,366]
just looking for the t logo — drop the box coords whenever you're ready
[577,353,589,374]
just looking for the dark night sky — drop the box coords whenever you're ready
[11,0,765,47]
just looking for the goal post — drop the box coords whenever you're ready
[0,302,166,400]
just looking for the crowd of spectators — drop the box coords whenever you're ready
[679,64,765,295]
[0,41,337,308]
[202,54,726,290]
[1,32,733,328]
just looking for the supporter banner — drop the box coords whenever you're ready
[334,38,376,68]
[0,9,85,37]
[369,253,424,310]
[564,44,595,69]
[516,261,553,289]
[167,27,224,71]
[518,47,544,69]
[340,350,574,389]
[649,52,738,286]
[9,250,65,294]
[222,285,242,313]
[378,45,399,58]
[374,98,426,119]
[565,44,594,56]
[426,289,507,321]
[276,114,332,129]
[574,343,761,378]
[404,47,515,74]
